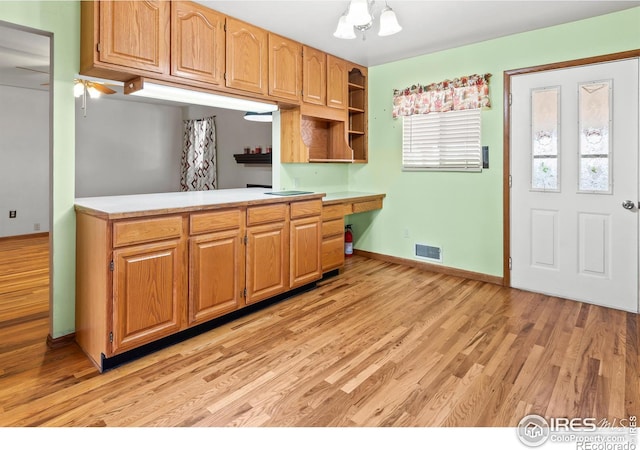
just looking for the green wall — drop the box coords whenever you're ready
[291,7,640,278]
[0,1,80,337]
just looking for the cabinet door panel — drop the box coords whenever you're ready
[327,55,347,109]
[302,46,326,105]
[225,18,268,94]
[189,230,244,325]
[100,0,170,74]
[269,34,302,102]
[246,222,289,304]
[290,216,322,288]
[171,1,225,85]
[112,240,185,354]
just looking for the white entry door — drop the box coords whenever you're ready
[510,58,639,313]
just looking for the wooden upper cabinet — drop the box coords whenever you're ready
[302,46,326,105]
[225,17,268,95]
[327,55,347,110]
[268,33,302,102]
[171,1,225,85]
[99,0,170,74]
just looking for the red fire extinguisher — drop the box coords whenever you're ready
[345,224,353,257]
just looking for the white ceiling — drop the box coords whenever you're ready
[197,0,640,67]
[0,1,638,93]
[0,25,50,91]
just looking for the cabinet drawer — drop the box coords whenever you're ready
[322,203,350,220]
[322,218,344,238]
[190,209,242,235]
[352,199,383,214]
[113,215,183,248]
[322,234,345,272]
[290,199,322,219]
[247,203,287,226]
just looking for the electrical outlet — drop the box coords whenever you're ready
[403,228,409,238]
[9,210,16,219]
[293,177,300,188]
[34,223,41,231]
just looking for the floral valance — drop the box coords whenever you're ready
[392,73,491,118]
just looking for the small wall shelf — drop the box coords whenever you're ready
[233,153,272,164]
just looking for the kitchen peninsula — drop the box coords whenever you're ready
[75,188,384,371]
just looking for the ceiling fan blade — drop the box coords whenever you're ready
[16,65,50,74]
[88,82,116,95]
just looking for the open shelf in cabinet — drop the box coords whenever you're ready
[348,67,367,162]
[280,108,353,163]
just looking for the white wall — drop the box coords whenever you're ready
[75,100,274,197]
[0,85,49,237]
[75,96,183,197]
[183,106,272,189]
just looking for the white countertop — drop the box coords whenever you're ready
[75,188,270,214]
[322,191,386,202]
[74,188,385,218]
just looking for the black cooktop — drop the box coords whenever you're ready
[265,190,314,196]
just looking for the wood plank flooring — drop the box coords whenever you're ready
[0,235,638,426]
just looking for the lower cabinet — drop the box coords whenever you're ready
[321,204,348,273]
[246,220,289,304]
[290,215,322,288]
[189,229,245,325]
[112,239,186,354]
[188,208,246,325]
[75,197,324,371]
[75,194,387,371]
[322,219,345,272]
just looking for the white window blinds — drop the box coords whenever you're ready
[402,109,482,171]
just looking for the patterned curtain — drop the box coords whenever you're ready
[392,73,491,118]
[181,116,217,191]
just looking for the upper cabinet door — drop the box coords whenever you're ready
[268,34,302,102]
[99,0,170,74]
[225,18,268,95]
[302,46,326,106]
[171,1,225,85]
[327,55,347,109]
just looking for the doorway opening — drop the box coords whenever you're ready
[0,21,53,339]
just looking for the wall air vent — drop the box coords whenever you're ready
[415,244,442,262]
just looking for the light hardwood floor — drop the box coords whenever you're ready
[0,235,637,426]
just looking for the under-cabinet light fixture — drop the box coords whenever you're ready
[244,112,273,122]
[124,77,279,114]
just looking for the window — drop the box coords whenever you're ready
[531,86,560,191]
[578,80,612,193]
[402,109,482,171]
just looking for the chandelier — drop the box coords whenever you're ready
[334,0,402,40]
